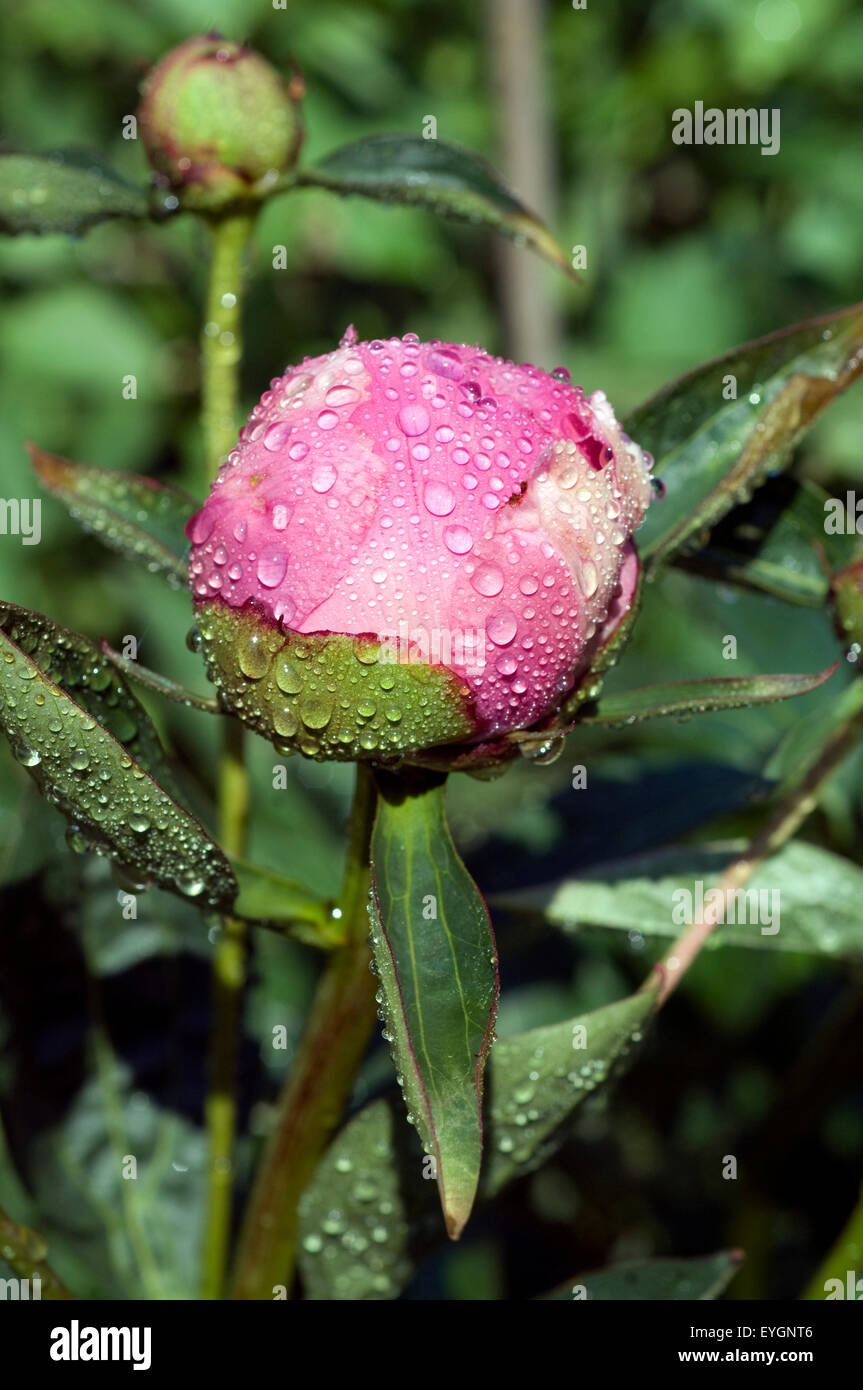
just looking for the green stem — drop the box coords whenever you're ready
[0,1204,77,1300]
[200,210,255,1300]
[801,1182,863,1299]
[201,210,254,482]
[229,765,379,1300]
[643,688,863,1008]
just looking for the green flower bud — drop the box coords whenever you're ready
[138,34,303,213]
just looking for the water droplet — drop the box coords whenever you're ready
[325,385,360,407]
[257,550,288,588]
[300,697,332,730]
[398,404,430,436]
[312,463,337,493]
[581,561,598,597]
[443,525,473,555]
[186,509,214,545]
[423,481,455,516]
[238,634,270,679]
[487,610,517,646]
[471,563,504,596]
[263,420,292,452]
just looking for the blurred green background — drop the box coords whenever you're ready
[0,0,862,1300]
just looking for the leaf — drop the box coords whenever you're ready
[538,1251,743,1301]
[231,858,336,946]
[483,993,653,1193]
[369,770,499,1240]
[29,444,195,588]
[0,604,236,911]
[100,642,221,714]
[676,478,859,607]
[297,993,651,1299]
[14,1051,206,1299]
[299,135,575,279]
[628,302,863,567]
[0,150,148,236]
[500,839,863,958]
[577,664,837,727]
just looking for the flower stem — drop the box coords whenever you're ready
[0,1203,76,1300]
[642,688,863,1008]
[229,764,379,1300]
[199,209,255,1300]
[201,210,255,483]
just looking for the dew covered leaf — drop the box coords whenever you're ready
[0,150,149,236]
[482,993,653,1194]
[629,302,863,568]
[538,1250,743,1301]
[298,135,575,279]
[369,770,499,1240]
[675,478,859,607]
[499,839,863,958]
[297,993,651,1299]
[29,444,195,588]
[576,663,836,727]
[0,604,236,911]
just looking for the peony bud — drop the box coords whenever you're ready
[138,34,302,212]
[187,332,653,765]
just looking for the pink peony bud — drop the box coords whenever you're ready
[187,332,653,764]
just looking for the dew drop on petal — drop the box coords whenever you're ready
[263,420,292,452]
[443,525,473,555]
[187,509,215,544]
[423,481,456,516]
[325,386,360,407]
[487,610,518,646]
[257,550,288,588]
[312,463,337,493]
[398,404,430,436]
[471,563,504,596]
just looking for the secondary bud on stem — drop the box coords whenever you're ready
[138,34,303,213]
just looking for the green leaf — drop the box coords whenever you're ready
[369,770,499,1240]
[297,993,651,1299]
[483,993,653,1194]
[299,135,575,279]
[628,302,863,567]
[29,444,195,588]
[15,1049,206,1299]
[100,642,221,714]
[577,664,837,727]
[500,839,863,958]
[0,604,236,911]
[231,858,336,946]
[538,1251,743,1301]
[0,150,148,236]
[677,479,859,607]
